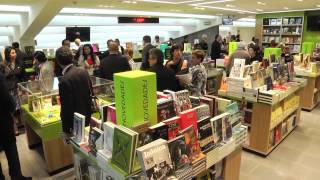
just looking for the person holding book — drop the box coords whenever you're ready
[180,50,207,97]
[165,44,188,75]
[78,44,100,76]
[0,70,32,180]
[56,46,91,138]
[148,48,179,91]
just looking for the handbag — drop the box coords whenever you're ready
[88,79,99,113]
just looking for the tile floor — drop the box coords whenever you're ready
[1,106,319,180]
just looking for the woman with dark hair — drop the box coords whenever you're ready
[78,44,100,76]
[180,50,207,97]
[148,48,179,91]
[3,46,22,135]
[165,44,188,75]
[248,45,263,64]
[33,51,54,92]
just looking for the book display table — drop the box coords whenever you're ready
[18,77,114,174]
[295,69,320,111]
[219,78,307,156]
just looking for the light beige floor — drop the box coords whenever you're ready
[1,106,319,180]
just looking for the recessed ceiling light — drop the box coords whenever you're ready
[256,9,263,12]
[297,0,303,2]
[122,0,137,4]
[283,7,289,10]
[226,4,235,8]
[317,4,320,7]
[257,1,266,5]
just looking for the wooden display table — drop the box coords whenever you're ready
[21,105,74,174]
[295,70,320,111]
[219,80,306,156]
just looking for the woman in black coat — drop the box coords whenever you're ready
[0,67,31,180]
[148,48,179,91]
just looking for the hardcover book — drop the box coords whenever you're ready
[179,109,198,134]
[210,114,224,144]
[222,113,233,141]
[197,117,215,152]
[136,139,174,180]
[157,98,176,122]
[181,126,201,163]
[114,71,157,127]
[163,116,180,140]
[107,104,117,124]
[164,90,192,115]
[90,117,102,129]
[199,97,214,117]
[99,104,108,123]
[103,122,116,155]
[148,122,169,140]
[111,125,138,174]
[168,135,192,179]
[194,104,211,121]
[230,59,246,78]
[73,113,86,143]
[88,127,104,157]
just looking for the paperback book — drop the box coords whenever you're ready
[88,127,104,157]
[163,116,180,140]
[181,126,201,163]
[73,113,86,143]
[197,117,215,152]
[179,109,199,134]
[157,98,176,122]
[136,139,174,180]
[194,104,211,121]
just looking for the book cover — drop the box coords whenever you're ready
[230,59,246,78]
[168,135,192,178]
[136,139,174,179]
[210,114,224,144]
[216,98,231,114]
[74,154,90,180]
[90,117,102,129]
[222,113,233,141]
[163,116,180,140]
[148,122,169,140]
[103,122,116,154]
[179,109,198,134]
[165,90,192,115]
[181,126,201,163]
[73,113,86,143]
[88,127,104,157]
[100,104,108,123]
[197,117,215,152]
[199,97,214,117]
[111,125,138,174]
[107,104,117,124]
[157,98,176,122]
[194,104,211,121]
[114,71,157,127]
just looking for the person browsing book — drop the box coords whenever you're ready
[248,45,263,63]
[33,51,54,92]
[147,48,179,91]
[180,50,207,97]
[227,42,250,75]
[165,44,188,75]
[78,44,100,76]
[56,46,91,138]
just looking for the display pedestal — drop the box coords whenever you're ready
[22,105,74,174]
[223,147,242,180]
[296,72,320,111]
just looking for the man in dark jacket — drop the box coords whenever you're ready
[210,34,222,60]
[99,42,131,81]
[56,46,91,136]
[140,35,155,70]
[0,70,31,180]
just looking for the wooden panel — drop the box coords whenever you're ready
[223,147,242,180]
[255,17,263,47]
[24,121,42,147]
[301,77,316,110]
[250,102,272,153]
[42,138,74,173]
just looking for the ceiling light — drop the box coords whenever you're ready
[190,5,256,14]
[122,0,137,4]
[283,7,289,10]
[170,9,182,12]
[297,0,303,2]
[138,0,205,4]
[61,8,218,19]
[257,2,266,6]
[0,5,30,12]
[226,4,235,8]
[317,5,320,7]
[256,9,263,12]
[191,0,235,6]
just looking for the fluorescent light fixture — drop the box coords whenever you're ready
[317,5,320,7]
[191,0,234,6]
[122,1,137,4]
[0,5,29,12]
[297,0,303,2]
[283,7,289,10]
[61,8,218,19]
[258,7,320,14]
[138,0,205,4]
[189,5,256,14]
[237,18,256,22]
[226,4,235,8]
[194,7,205,10]
[257,1,266,5]
[256,9,263,12]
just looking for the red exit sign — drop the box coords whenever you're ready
[118,17,159,23]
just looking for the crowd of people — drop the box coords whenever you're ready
[0,32,295,179]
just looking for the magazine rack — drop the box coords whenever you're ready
[18,77,114,174]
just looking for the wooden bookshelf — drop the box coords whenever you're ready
[261,16,304,54]
[296,72,320,111]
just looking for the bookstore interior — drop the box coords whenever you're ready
[1,0,320,180]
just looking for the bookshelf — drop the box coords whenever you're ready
[218,81,306,156]
[262,16,304,54]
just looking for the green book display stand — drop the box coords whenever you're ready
[264,48,282,59]
[228,42,238,55]
[301,42,315,55]
[114,71,157,127]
